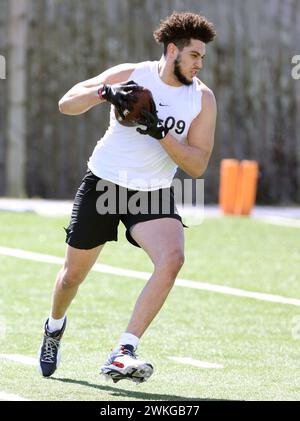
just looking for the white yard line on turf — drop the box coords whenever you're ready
[1,245,300,307]
[168,357,223,369]
[0,353,223,373]
[255,216,300,229]
[0,391,29,401]
[0,354,36,366]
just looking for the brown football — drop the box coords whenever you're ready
[114,88,153,127]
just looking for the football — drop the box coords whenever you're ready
[115,88,153,127]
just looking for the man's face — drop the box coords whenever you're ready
[173,39,206,86]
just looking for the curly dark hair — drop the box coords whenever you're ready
[153,11,216,55]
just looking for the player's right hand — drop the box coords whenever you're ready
[98,81,143,119]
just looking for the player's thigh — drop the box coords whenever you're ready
[130,218,184,266]
[63,244,105,279]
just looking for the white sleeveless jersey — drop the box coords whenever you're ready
[88,61,203,191]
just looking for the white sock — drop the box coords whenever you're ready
[118,332,139,350]
[47,315,66,333]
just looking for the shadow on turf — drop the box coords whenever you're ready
[50,377,225,401]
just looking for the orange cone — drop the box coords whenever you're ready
[234,161,259,215]
[219,159,240,214]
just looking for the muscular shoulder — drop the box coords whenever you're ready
[80,62,143,88]
[195,78,216,113]
[98,62,139,85]
[196,78,215,102]
[193,79,217,120]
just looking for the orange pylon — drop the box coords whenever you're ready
[219,159,259,216]
[234,161,259,215]
[219,159,240,214]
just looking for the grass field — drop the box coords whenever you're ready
[0,210,300,401]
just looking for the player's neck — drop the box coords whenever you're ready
[158,57,182,87]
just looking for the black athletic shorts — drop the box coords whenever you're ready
[64,169,185,249]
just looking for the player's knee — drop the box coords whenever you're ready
[60,267,85,289]
[156,249,185,277]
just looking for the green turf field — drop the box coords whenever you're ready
[0,211,300,401]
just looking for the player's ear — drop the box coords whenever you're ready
[166,42,178,58]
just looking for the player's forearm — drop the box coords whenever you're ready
[58,85,104,115]
[159,133,210,178]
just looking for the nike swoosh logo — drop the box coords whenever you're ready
[159,103,169,107]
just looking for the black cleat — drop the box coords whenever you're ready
[38,317,66,377]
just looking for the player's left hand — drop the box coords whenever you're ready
[136,100,168,140]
